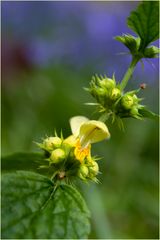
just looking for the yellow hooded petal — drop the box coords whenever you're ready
[70,116,89,137]
[79,120,110,147]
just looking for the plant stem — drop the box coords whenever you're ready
[120,56,140,91]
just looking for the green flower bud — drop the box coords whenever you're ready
[91,88,106,100]
[130,106,139,116]
[89,161,99,176]
[143,46,159,58]
[63,135,76,148]
[121,95,134,109]
[132,94,139,104]
[43,137,62,151]
[99,78,115,89]
[78,164,89,180]
[62,135,76,156]
[111,88,121,100]
[96,88,106,97]
[50,148,65,164]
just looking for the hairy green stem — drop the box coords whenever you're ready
[120,56,140,91]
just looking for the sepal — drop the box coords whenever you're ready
[138,107,159,120]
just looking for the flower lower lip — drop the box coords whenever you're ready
[80,127,100,148]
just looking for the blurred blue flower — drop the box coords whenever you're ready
[2,1,159,83]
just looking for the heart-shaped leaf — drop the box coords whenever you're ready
[2,152,46,172]
[127,1,159,50]
[2,171,90,239]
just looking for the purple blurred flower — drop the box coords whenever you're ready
[2,1,159,83]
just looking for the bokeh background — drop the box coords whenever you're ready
[2,1,159,239]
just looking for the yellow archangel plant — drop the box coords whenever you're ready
[38,116,110,182]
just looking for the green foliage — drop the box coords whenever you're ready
[2,171,91,239]
[86,74,158,127]
[2,152,46,172]
[1,2,159,239]
[115,34,140,55]
[143,45,160,58]
[138,106,159,120]
[115,1,159,59]
[127,1,159,50]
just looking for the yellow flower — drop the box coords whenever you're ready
[74,139,91,163]
[70,116,110,162]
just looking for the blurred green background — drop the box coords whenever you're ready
[2,1,159,239]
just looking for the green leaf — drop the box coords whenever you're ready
[115,34,140,55]
[1,152,46,172]
[2,171,91,239]
[139,107,159,120]
[127,1,159,50]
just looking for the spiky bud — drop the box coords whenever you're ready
[121,95,134,109]
[130,106,139,117]
[89,161,99,176]
[78,164,89,180]
[111,88,121,100]
[99,78,115,89]
[50,148,65,164]
[43,137,62,151]
[63,135,76,148]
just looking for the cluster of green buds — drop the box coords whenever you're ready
[37,116,110,183]
[87,75,147,123]
[88,74,121,109]
[117,89,143,119]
